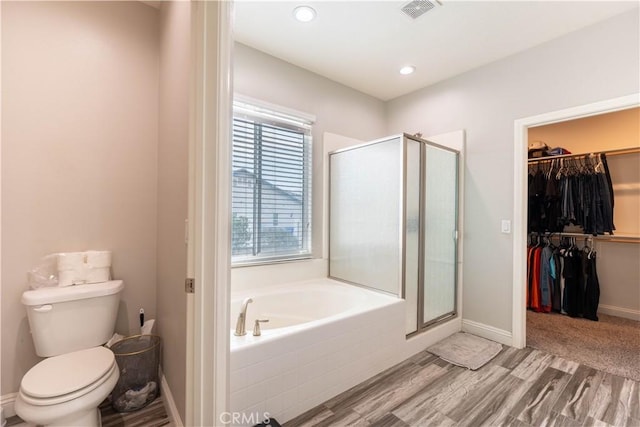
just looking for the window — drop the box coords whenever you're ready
[231,98,313,264]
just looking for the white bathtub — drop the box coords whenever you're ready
[229,278,405,425]
[230,279,398,339]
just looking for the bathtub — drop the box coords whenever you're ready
[228,278,405,425]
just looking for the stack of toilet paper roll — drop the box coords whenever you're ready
[57,251,111,287]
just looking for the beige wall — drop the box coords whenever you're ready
[157,1,190,421]
[385,9,639,332]
[1,1,159,394]
[528,108,640,316]
[529,107,640,152]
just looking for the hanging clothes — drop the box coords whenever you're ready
[527,242,543,311]
[527,235,600,321]
[583,249,600,321]
[528,169,547,233]
[528,154,615,235]
[526,236,555,313]
[539,245,554,312]
[551,249,562,312]
[563,245,584,318]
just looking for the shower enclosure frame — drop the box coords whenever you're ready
[328,133,460,336]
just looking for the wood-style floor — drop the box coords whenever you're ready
[284,347,640,427]
[5,397,170,427]
[7,347,638,427]
[99,397,171,427]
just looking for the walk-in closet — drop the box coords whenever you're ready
[525,107,640,381]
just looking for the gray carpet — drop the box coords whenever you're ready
[527,310,640,381]
[427,332,502,370]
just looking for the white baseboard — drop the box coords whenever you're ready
[462,319,513,346]
[598,304,640,321]
[1,393,17,419]
[160,369,183,427]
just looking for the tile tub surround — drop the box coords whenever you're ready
[229,279,406,425]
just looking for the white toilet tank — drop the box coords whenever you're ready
[22,280,124,357]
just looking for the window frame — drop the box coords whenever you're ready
[231,96,315,266]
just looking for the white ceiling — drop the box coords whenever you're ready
[234,1,639,101]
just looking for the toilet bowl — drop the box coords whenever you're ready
[15,345,119,426]
[16,280,124,427]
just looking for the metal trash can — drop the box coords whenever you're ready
[110,335,162,412]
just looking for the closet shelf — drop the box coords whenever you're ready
[528,146,640,163]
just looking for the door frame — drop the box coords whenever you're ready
[186,2,233,426]
[511,93,639,349]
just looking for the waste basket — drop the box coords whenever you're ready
[110,335,162,412]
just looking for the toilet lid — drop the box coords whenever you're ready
[21,347,115,399]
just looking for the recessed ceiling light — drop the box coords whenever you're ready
[399,65,416,75]
[293,5,316,23]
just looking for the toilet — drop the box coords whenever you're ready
[15,280,124,427]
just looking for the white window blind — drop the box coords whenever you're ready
[231,100,313,264]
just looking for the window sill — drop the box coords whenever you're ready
[231,255,314,269]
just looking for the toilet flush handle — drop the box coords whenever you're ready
[33,304,53,312]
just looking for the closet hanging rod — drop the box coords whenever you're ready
[533,232,640,243]
[527,146,640,163]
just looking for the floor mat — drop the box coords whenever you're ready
[427,332,502,370]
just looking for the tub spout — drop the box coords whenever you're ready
[234,297,253,336]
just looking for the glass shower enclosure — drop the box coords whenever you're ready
[329,134,459,335]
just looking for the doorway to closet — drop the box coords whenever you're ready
[518,100,639,381]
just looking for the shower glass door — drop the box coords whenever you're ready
[422,143,458,325]
[329,137,403,296]
[328,134,459,334]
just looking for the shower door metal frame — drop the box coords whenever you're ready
[410,135,460,336]
[327,134,460,336]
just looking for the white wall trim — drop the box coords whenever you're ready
[462,319,513,346]
[160,370,183,427]
[512,93,640,349]
[187,2,233,426]
[598,304,640,321]
[1,393,17,419]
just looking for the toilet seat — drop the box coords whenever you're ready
[20,347,116,406]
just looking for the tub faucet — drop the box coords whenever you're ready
[253,319,269,336]
[234,297,253,336]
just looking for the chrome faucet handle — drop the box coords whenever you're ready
[253,319,269,336]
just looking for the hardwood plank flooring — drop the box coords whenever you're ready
[99,397,171,427]
[4,397,171,427]
[284,347,640,427]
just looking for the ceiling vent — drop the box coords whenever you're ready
[400,0,441,20]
